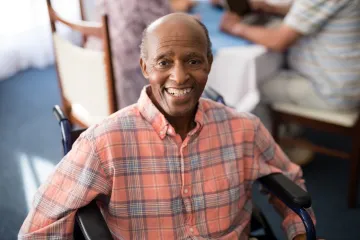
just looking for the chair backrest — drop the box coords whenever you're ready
[47,0,117,128]
[78,0,97,46]
[79,0,97,21]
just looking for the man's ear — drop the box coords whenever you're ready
[140,58,149,79]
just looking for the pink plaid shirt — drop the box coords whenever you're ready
[19,86,314,239]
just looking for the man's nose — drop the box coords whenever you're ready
[170,63,190,84]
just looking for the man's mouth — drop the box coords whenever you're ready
[165,87,193,97]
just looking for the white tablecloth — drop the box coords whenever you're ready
[207,45,284,112]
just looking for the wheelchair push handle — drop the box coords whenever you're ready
[53,105,67,123]
[52,105,72,154]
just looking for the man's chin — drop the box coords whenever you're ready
[166,106,196,117]
[167,110,192,117]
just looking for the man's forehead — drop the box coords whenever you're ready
[148,35,207,58]
[150,25,204,40]
[147,24,206,51]
[151,34,205,45]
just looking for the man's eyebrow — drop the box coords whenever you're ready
[153,51,175,61]
[185,52,204,58]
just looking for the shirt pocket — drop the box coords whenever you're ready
[199,177,245,237]
[202,175,244,210]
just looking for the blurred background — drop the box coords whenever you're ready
[1,0,360,239]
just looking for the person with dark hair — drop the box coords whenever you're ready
[19,13,314,240]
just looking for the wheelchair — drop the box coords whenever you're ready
[53,88,316,240]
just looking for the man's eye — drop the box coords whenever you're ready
[188,59,201,65]
[158,61,170,66]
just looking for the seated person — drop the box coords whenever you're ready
[220,0,360,164]
[19,13,314,240]
[220,0,360,112]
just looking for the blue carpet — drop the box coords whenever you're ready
[0,66,359,239]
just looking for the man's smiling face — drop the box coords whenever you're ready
[140,15,212,117]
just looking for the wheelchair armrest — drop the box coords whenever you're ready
[258,173,311,209]
[76,201,113,240]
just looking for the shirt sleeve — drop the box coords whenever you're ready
[284,0,347,35]
[137,0,172,26]
[253,117,316,240]
[18,129,112,239]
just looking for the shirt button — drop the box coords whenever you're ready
[189,227,194,233]
[184,188,188,194]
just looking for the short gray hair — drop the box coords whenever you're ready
[140,18,212,60]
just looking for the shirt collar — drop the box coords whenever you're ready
[138,85,205,139]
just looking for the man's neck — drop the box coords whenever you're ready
[166,113,196,140]
[148,89,197,140]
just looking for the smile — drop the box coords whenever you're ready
[165,87,193,97]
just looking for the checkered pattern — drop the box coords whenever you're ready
[19,86,315,240]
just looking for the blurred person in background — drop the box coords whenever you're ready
[219,0,360,165]
[86,0,195,109]
[220,0,360,118]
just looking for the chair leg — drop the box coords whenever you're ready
[348,137,360,208]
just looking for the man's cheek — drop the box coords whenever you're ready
[151,74,167,85]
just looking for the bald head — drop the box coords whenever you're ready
[140,13,212,60]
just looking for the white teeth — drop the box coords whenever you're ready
[166,88,192,96]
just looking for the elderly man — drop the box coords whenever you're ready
[19,13,313,240]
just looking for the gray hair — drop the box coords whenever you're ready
[140,18,212,60]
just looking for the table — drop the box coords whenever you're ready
[192,1,284,112]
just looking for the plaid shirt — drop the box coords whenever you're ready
[19,86,314,240]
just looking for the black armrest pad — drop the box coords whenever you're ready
[258,173,312,209]
[76,201,113,240]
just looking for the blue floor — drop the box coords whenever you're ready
[0,66,359,239]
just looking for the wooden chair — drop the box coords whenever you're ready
[78,0,96,21]
[271,103,360,208]
[46,0,117,128]
[78,0,96,46]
